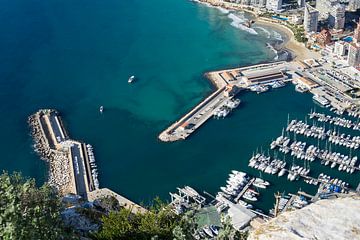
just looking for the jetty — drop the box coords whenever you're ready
[29,109,145,212]
[29,109,101,197]
[234,178,255,202]
[159,61,291,142]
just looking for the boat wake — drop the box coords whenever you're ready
[228,13,258,35]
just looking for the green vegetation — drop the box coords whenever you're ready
[94,197,181,240]
[0,172,248,239]
[289,25,307,43]
[0,172,75,240]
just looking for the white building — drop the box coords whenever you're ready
[298,0,305,8]
[348,0,360,12]
[348,43,360,67]
[334,41,347,56]
[316,0,339,20]
[266,0,282,11]
[329,4,345,30]
[304,4,319,33]
[290,15,303,25]
[258,0,267,7]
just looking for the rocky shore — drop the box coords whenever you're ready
[28,109,74,195]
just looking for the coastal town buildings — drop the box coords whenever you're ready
[304,4,319,33]
[316,0,345,30]
[266,0,282,12]
[348,0,360,12]
[334,41,347,56]
[316,0,339,20]
[258,0,266,7]
[348,43,360,67]
[290,15,303,25]
[316,29,332,46]
[298,0,305,8]
[329,4,346,30]
[354,19,360,43]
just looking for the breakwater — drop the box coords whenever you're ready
[29,109,146,212]
[29,109,100,197]
[29,109,74,195]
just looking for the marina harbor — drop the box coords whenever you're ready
[166,108,360,236]
[160,57,360,142]
[159,61,291,142]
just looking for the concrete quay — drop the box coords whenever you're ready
[87,188,147,214]
[159,61,290,142]
[29,109,145,213]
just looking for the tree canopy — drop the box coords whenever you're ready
[0,171,75,240]
[94,197,181,240]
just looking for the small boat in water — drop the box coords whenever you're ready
[128,75,135,83]
[99,106,104,114]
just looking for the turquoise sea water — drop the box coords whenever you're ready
[1,0,358,212]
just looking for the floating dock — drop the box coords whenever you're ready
[159,61,290,142]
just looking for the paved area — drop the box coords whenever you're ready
[87,188,147,214]
[70,143,88,198]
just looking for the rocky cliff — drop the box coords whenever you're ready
[249,195,360,240]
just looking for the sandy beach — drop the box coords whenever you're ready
[194,0,320,61]
[255,18,320,61]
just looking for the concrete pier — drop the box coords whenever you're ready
[159,61,290,142]
[29,109,145,213]
[234,178,255,203]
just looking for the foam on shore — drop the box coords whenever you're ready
[228,13,258,35]
[253,26,271,38]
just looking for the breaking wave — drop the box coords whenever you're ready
[228,13,258,35]
[253,26,271,38]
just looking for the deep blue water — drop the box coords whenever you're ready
[1,0,358,212]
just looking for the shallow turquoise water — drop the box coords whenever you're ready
[0,0,358,212]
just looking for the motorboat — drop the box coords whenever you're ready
[128,75,135,83]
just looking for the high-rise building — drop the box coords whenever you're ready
[329,4,345,30]
[258,0,267,7]
[298,0,305,8]
[348,0,360,12]
[334,41,347,56]
[354,19,360,43]
[266,0,282,11]
[316,0,339,20]
[348,43,360,67]
[304,4,319,33]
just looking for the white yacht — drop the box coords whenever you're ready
[128,75,135,83]
[312,95,329,107]
[254,178,270,186]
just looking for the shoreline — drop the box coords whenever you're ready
[193,0,320,61]
[254,18,320,61]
